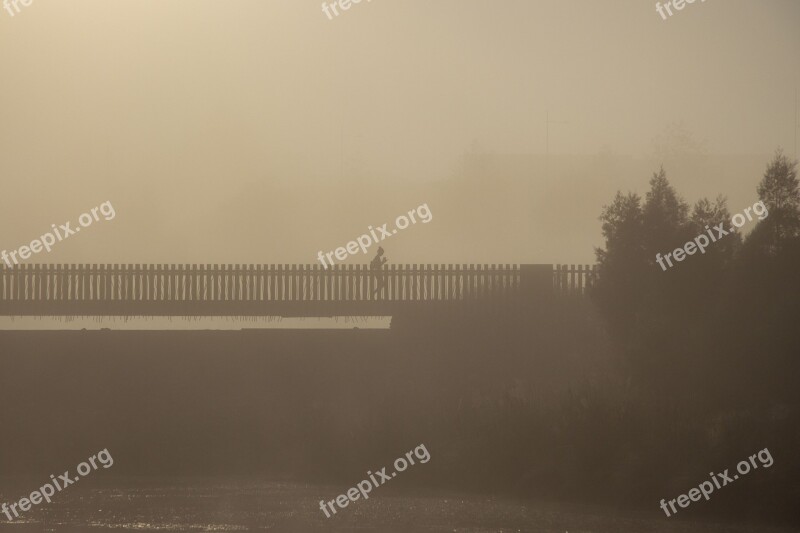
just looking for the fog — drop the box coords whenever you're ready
[1,0,798,265]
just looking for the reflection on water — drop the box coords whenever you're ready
[0,316,391,330]
[0,480,795,533]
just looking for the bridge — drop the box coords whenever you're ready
[0,264,597,316]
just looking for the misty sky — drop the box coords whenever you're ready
[1,0,799,265]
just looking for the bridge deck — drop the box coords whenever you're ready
[0,264,596,316]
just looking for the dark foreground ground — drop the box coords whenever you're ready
[1,325,797,532]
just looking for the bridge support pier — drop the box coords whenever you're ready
[520,264,554,300]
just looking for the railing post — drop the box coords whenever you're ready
[421,264,427,301]
[429,264,436,301]
[30,263,38,302]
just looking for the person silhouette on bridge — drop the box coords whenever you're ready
[371,247,388,298]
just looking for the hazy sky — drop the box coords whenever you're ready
[1,0,799,264]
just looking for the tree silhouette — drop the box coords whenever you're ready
[593,150,800,406]
[642,167,691,260]
[689,195,740,268]
[594,191,646,346]
[594,168,733,385]
[756,149,800,252]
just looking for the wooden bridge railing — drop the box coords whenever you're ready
[554,264,598,295]
[0,264,521,303]
[0,264,597,313]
